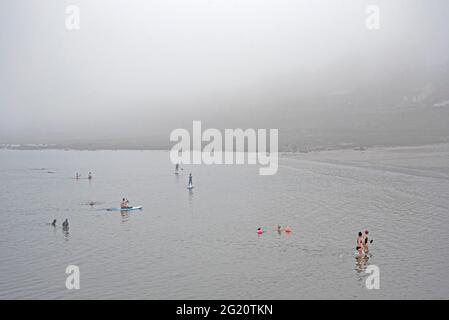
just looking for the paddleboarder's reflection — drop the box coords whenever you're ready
[121,211,129,223]
[62,219,70,241]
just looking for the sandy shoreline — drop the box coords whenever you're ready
[281,142,449,179]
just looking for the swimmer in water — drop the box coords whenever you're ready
[62,219,69,229]
[50,219,57,226]
[257,227,264,234]
[356,232,364,254]
[88,172,92,180]
[277,225,282,234]
[75,173,81,179]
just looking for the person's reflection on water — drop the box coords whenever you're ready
[62,218,69,240]
[63,228,70,240]
[188,188,194,205]
[354,253,370,281]
[187,187,195,217]
[121,211,129,223]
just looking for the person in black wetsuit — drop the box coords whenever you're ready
[62,219,69,230]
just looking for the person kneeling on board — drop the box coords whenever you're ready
[121,198,131,209]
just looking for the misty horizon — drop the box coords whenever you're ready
[1,0,449,150]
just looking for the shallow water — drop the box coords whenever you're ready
[0,148,448,299]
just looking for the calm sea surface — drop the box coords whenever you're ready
[0,148,448,299]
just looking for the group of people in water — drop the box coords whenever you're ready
[67,167,375,259]
[75,172,93,180]
[75,166,374,257]
[356,230,372,254]
[257,225,292,235]
[49,218,69,230]
[47,172,92,232]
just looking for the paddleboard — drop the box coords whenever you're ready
[107,206,143,212]
[187,184,194,189]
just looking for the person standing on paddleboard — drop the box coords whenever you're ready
[188,173,193,186]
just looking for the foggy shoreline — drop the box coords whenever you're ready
[2,141,449,154]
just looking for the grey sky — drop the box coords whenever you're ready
[1,0,448,146]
